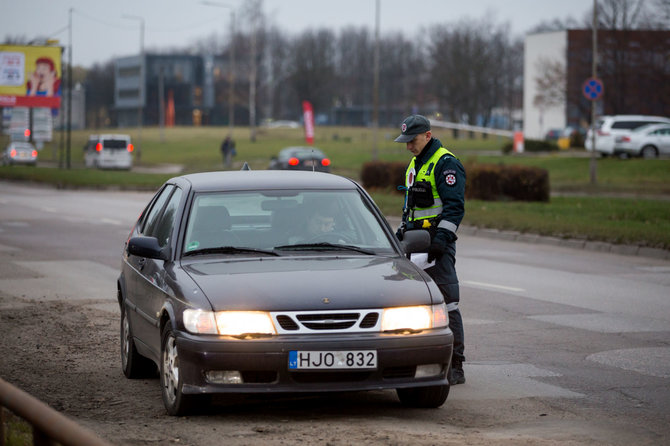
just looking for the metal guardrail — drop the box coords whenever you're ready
[0,377,114,446]
[430,119,515,138]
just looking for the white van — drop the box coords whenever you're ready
[585,115,670,156]
[84,134,134,170]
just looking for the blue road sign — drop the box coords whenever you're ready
[583,77,604,101]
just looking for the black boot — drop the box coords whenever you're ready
[449,363,465,385]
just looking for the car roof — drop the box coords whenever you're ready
[173,170,357,193]
[9,142,35,148]
[280,146,324,153]
[634,123,670,132]
[89,134,131,140]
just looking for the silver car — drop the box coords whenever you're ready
[2,142,38,166]
[613,124,670,159]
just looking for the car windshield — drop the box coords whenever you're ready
[183,189,394,256]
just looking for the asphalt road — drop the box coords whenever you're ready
[1,181,669,445]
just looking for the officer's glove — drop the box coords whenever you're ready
[427,228,456,262]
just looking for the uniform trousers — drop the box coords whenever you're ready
[424,240,465,367]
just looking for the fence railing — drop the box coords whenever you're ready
[0,377,114,446]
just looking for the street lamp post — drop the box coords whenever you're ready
[201,1,236,136]
[123,14,144,162]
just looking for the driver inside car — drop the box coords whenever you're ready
[289,204,338,244]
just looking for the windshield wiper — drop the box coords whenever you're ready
[274,243,375,255]
[183,246,280,257]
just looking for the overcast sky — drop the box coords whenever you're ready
[1,0,593,68]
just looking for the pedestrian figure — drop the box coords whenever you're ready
[394,114,467,385]
[221,135,236,168]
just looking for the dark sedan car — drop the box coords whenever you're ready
[118,170,453,415]
[268,146,331,172]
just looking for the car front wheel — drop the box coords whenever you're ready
[396,384,450,408]
[120,305,156,378]
[161,324,197,416]
[641,145,658,159]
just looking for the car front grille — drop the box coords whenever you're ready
[271,310,382,334]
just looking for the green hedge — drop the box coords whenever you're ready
[361,161,549,202]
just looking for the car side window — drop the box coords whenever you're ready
[142,185,174,237]
[150,187,183,248]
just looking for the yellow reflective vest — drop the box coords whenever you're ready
[405,147,457,223]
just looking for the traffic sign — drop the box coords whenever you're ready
[583,77,604,101]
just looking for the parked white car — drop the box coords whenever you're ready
[613,124,670,159]
[585,115,670,156]
[84,134,133,170]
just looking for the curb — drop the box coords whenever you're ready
[385,217,670,261]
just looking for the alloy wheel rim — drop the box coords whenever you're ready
[122,313,130,369]
[162,335,179,405]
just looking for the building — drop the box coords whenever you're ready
[115,53,238,127]
[524,29,670,139]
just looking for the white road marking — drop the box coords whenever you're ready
[529,313,670,333]
[587,347,670,379]
[462,280,525,293]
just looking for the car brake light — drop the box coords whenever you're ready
[10,149,17,158]
[96,143,102,152]
[619,136,631,143]
[597,130,609,136]
[321,158,331,166]
[127,144,134,153]
[288,157,300,166]
[24,129,30,138]
[32,150,38,157]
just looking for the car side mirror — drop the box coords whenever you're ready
[127,236,168,261]
[400,230,431,254]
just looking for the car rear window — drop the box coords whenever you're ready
[103,139,129,149]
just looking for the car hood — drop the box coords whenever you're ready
[182,255,439,311]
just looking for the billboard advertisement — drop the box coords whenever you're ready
[0,44,62,109]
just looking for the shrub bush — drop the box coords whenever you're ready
[361,161,549,202]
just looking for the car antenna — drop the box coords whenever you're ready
[311,147,315,172]
[240,162,251,171]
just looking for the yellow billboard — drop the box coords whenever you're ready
[0,44,62,108]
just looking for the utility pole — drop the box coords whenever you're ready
[372,0,380,161]
[589,0,598,185]
[249,1,258,142]
[123,14,145,162]
[201,2,236,136]
[66,8,72,169]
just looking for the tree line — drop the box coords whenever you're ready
[5,0,669,129]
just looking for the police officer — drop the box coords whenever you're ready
[394,114,466,385]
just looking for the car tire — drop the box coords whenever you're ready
[160,323,197,416]
[396,384,450,408]
[641,145,658,159]
[120,305,156,379]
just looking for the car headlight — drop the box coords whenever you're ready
[183,309,276,336]
[381,304,448,332]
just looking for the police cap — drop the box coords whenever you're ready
[394,115,431,143]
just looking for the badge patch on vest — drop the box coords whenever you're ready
[444,169,457,186]
[407,167,416,186]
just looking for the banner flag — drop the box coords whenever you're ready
[302,100,314,145]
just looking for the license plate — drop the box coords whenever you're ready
[288,350,377,370]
